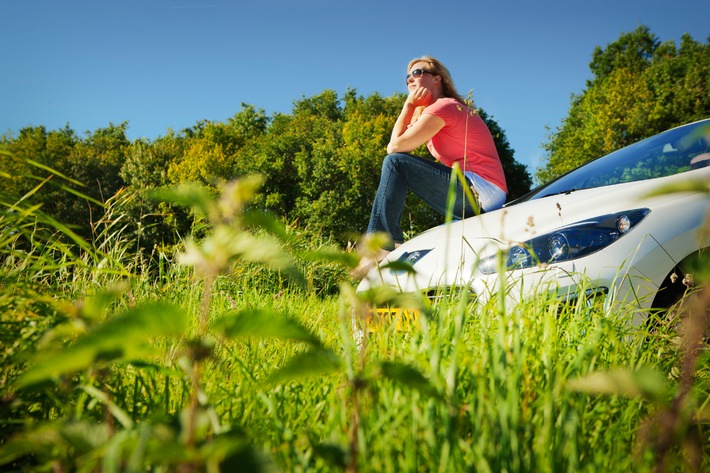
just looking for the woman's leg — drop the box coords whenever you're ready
[366,153,475,248]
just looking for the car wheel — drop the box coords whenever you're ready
[648,251,708,329]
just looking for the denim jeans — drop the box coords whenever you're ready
[366,153,477,248]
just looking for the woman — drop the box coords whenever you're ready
[354,55,508,277]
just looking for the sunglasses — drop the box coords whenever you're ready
[405,68,434,84]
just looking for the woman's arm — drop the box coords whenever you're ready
[387,87,445,154]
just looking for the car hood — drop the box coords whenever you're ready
[357,170,707,293]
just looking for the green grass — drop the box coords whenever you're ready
[1,178,708,473]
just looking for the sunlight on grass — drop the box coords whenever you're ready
[1,176,708,472]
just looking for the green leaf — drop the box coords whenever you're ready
[180,227,303,284]
[566,367,671,403]
[18,302,188,389]
[241,211,289,239]
[217,175,265,220]
[214,308,324,348]
[26,158,87,189]
[356,286,428,315]
[81,284,130,323]
[0,421,108,467]
[379,361,443,400]
[148,183,214,216]
[302,246,359,268]
[266,348,343,384]
[380,259,416,274]
[79,385,134,429]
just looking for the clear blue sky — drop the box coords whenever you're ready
[2,0,708,178]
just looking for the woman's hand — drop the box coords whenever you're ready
[387,86,444,154]
[406,86,433,108]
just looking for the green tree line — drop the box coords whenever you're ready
[1,90,531,255]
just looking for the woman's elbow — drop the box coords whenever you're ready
[387,139,407,154]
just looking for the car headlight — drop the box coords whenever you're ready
[479,208,650,274]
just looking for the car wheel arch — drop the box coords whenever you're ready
[651,247,710,311]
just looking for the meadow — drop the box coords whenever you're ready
[1,177,708,472]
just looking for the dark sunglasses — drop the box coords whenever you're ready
[405,68,434,84]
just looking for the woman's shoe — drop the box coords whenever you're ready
[350,246,397,280]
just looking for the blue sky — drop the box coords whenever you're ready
[2,0,708,179]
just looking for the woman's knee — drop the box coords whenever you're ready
[382,153,408,172]
[382,153,397,170]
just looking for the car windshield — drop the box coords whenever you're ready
[520,119,710,202]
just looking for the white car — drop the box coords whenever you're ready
[357,118,710,326]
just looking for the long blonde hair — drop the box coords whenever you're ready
[407,55,465,104]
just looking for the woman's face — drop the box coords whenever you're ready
[406,61,438,91]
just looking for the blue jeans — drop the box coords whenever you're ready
[366,153,478,249]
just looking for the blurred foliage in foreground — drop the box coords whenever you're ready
[0,176,708,472]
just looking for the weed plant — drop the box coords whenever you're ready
[0,174,708,472]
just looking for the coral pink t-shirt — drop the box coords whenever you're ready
[423,98,508,193]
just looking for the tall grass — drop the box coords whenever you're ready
[0,175,708,472]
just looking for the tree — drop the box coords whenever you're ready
[63,123,128,237]
[588,25,658,84]
[2,90,531,251]
[70,122,128,198]
[120,132,190,255]
[1,125,80,228]
[1,125,77,199]
[122,132,185,190]
[0,123,130,242]
[478,109,531,200]
[537,26,710,184]
[283,91,350,235]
